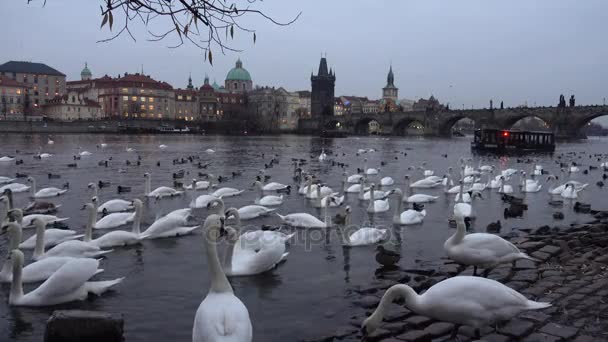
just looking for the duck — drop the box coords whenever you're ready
[144,173,183,199]
[8,249,124,307]
[0,222,85,283]
[389,189,426,225]
[140,208,198,239]
[362,276,551,339]
[337,206,387,246]
[0,183,30,194]
[366,184,390,213]
[87,200,144,248]
[403,175,438,203]
[253,181,284,206]
[221,208,288,276]
[445,208,537,276]
[192,214,252,342]
[27,177,67,198]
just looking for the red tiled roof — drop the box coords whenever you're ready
[0,74,29,88]
[68,73,173,90]
[43,94,101,108]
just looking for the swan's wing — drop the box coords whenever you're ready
[30,258,99,298]
[462,234,520,256]
[194,293,252,342]
[21,257,73,283]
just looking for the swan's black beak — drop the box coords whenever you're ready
[80,204,87,210]
[219,217,226,237]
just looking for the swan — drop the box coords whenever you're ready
[276,203,331,228]
[226,207,294,245]
[338,207,387,246]
[533,164,543,176]
[190,194,219,208]
[320,194,344,207]
[0,176,15,184]
[361,276,551,339]
[78,147,92,156]
[27,177,67,198]
[97,199,133,214]
[546,175,587,195]
[253,181,283,206]
[409,176,442,189]
[0,183,30,193]
[32,216,112,261]
[602,161,608,171]
[380,176,394,186]
[140,208,198,239]
[212,187,244,198]
[47,137,54,145]
[186,178,213,190]
[445,209,537,276]
[37,152,52,159]
[347,173,364,184]
[99,143,108,148]
[498,176,514,194]
[8,249,124,307]
[125,147,134,152]
[479,164,494,172]
[520,172,541,193]
[454,181,481,218]
[389,189,426,225]
[18,212,69,229]
[358,179,389,200]
[18,217,81,249]
[367,184,390,213]
[560,184,581,199]
[344,175,367,193]
[0,156,15,162]
[144,173,183,198]
[442,168,454,187]
[94,211,135,230]
[192,214,252,342]
[234,205,275,220]
[304,179,335,199]
[318,149,328,161]
[88,200,144,248]
[222,208,287,276]
[404,176,438,203]
[159,144,168,149]
[569,163,580,173]
[363,158,378,175]
[205,148,215,153]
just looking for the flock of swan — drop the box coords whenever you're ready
[0,140,605,341]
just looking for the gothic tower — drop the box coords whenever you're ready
[311,57,336,119]
[382,65,398,102]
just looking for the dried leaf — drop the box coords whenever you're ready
[208,50,213,65]
[175,23,182,39]
[108,11,114,30]
[100,13,108,29]
[253,32,257,44]
[230,25,234,39]
[184,24,189,37]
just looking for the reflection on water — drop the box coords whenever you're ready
[0,133,607,341]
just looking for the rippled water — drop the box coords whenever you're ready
[0,133,607,341]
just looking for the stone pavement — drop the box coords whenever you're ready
[305,217,608,342]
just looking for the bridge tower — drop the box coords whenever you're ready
[311,57,336,123]
[382,65,398,102]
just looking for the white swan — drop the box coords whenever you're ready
[19,219,81,250]
[445,209,537,276]
[222,208,287,276]
[347,173,364,184]
[78,147,92,156]
[338,207,387,246]
[363,158,378,175]
[560,183,581,199]
[362,276,551,338]
[404,176,438,203]
[97,199,133,214]
[0,156,15,162]
[520,172,541,193]
[27,177,67,198]
[190,194,219,209]
[205,148,215,154]
[380,176,394,186]
[8,249,124,307]
[0,176,15,184]
[367,184,390,213]
[454,181,481,218]
[253,181,283,206]
[255,179,289,191]
[144,173,183,198]
[140,208,198,239]
[305,179,335,199]
[47,137,54,145]
[318,149,328,161]
[37,152,52,159]
[498,177,514,194]
[212,187,244,198]
[88,200,144,248]
[186,178,213,190]
[276,203,331,228]
[192,214,252,342]
[235,205,275,220]
[546,175,587,195]
[0,183,30,193]
[19,213,69,228]
[409,176,442,189]
[320,194,344,207]
[94,211,135,230]
[32,216,112,261]
[159,144,168,149]
[389,189,426,225]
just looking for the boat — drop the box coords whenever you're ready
[471,129,555,153]
[157,126,191,133]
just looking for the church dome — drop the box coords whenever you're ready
[225,58,251,82]
[81,62,92,79]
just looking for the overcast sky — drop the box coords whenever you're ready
[2,0,608,118]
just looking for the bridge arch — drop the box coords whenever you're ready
[437,115,478,136]
[499,113,553,131]
[393,118,425,136]
[354,117,382,135]
[324,119,344,130]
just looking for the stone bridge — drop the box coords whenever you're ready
[298,105,608,139]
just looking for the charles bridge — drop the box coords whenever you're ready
[298,105,608,139]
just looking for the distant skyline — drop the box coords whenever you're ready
[2,0,608,123]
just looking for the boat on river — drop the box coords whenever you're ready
[471,129,555,153]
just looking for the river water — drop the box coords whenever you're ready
[0,133,607,341]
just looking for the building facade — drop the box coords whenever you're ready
[175,87,198,121]
[225,58,253,93]
[0,61,66,115]
[248,86,300,131]
[199,76,220,121]
[310,57,335,118]
[0,75,28,120]
[43,89,102,121]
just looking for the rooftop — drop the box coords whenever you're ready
[0,61,65,76]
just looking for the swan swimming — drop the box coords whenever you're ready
[389,189,426,225]
[88,200,144,248]
[253,181,283,206]
[192,215,252,342]
[0,176,15,184]
[140,208,198,239]
[144,173,183,198]
[362,276,551,339]
[276,202,331,228]
[338,207,387,246]
[366,184,389,213]
[404,176,438,203]
[27,176,67,198]
[0,183,30,193]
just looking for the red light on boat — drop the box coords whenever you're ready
[502,131,509,137]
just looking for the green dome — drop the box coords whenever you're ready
[225,58,251,82]
[81,62,92,77]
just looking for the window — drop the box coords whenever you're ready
[122,96,128,101]
[148,97,154,102]
[140,89,145,93]
[177,95,183,100]
[186,96,192,101]
[233,83,237,90]
[122,88,129,93]
[157,114,162,118]
[140,104,145,110]
[140,97,146,102]
[16,89,21,95]
[72,96,76,102]
[131,96,137,101]
[148,105,154,110]
[34,75,38,84]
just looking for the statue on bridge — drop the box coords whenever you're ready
[490,99,493,110]
[559,94,566,108]
[500,101,504,110]
[569,95,575,107]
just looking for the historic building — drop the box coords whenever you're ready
[198,75,220,121]
[295,90,311,118]
[413,95,444,112]
[310,57,335,118]
[0,74,28,120]
[43,89,101,121]
[225,58,253,93]
[382,66,398,102]
[81,62,92,80]
[248,86,300,131]
[0,61,66,115]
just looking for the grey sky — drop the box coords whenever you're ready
[2,0,608,121]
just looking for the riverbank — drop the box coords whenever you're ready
[306,211,608,342]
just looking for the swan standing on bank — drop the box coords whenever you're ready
[362,276,551,339]
[445,208,537,276]
[144,173,183,199]
[9,249,124,307]
[389,189,426,225]
[27,177,67,198]
[192,214,252,342]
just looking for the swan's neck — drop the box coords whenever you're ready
[0,225,22,278]
[256,184,263,200]
[405,179,411,199]
[144,177,151,196]
[368,188,375,212]
[30,179,36,195]
[205,227,233,293]
[338,227,350,245]
[306,178,312,196]
[9,256,23,304]
[84,206,96,242]
[132,206,142,235]
[372,284,422,321]
[448,218,467,245]
[316,186,321,205]
[324,203,331,227]
[33,223,46,259]
[6,192,13,210]
[92,186,98,198]
[458,183,464,203]
[393,192,402,222]
[0,205,7,225]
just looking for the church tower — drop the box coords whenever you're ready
[382,65,398,102]
[311,56,336,119]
